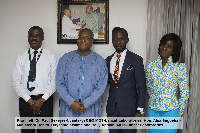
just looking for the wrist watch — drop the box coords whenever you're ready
[137,110,144,115]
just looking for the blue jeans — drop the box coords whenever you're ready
[148,108,179,133]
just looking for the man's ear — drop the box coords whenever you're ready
[42,35,44,41]
[127,37,129,43]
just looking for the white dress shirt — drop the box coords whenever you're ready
[110,49,143,112]
[12,47,57,102]
[62,15,78,36]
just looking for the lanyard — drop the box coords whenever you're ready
[28,48,43,74]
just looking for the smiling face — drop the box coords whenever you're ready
[28,28,44,50]
[159,40,174,60]
[77,29,94,54]
[112,30,129,53]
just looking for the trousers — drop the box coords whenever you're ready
[107,104,137,133]
[19,94,53,133]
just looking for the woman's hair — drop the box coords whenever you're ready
[158,33,182,63]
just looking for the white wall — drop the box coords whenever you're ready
[0,0,147,133]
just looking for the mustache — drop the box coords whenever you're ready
[31,39,37,42]
[78,42,88,45]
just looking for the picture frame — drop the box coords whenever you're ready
[57,1,109,44]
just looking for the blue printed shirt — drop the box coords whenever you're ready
[146,56,189,115]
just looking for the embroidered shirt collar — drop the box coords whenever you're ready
[76,50,93,58]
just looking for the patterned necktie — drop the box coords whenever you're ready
[114,54,121,84]
[27,50,38,91]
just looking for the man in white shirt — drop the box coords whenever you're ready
[12,26,57,133]
[62,9,79,39]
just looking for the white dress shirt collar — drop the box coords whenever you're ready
[113,49,127,59]
[29,47,42,55]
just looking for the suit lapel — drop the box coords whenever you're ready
[107,53,116,85]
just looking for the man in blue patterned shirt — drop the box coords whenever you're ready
[56,29,108,133]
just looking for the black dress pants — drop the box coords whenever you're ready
[107,104,137,133]
[19,94,53,133]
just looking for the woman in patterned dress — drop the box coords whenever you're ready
[146,33,189,133]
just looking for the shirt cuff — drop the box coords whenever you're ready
[137,107,144,111]
[42,93,50,101]
[23,94,31,102]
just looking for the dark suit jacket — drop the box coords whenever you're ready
[106,50,146,116]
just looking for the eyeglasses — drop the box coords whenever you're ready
[78,36,93,41]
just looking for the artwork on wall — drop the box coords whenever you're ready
[57,0,109,44]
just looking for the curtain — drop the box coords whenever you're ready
[146,0,200,133]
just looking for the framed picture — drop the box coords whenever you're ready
[57,1,109,44]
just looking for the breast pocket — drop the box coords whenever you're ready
[123,64,135,79]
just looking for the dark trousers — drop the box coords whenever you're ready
[107,104,137,133]
[19,95,53,133]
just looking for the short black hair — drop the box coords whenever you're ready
[79,28,94,38]
[112,27,128,39]
[158,33,182,63]
[28,26,44,35]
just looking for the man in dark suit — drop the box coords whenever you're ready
[106,27,146,133]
